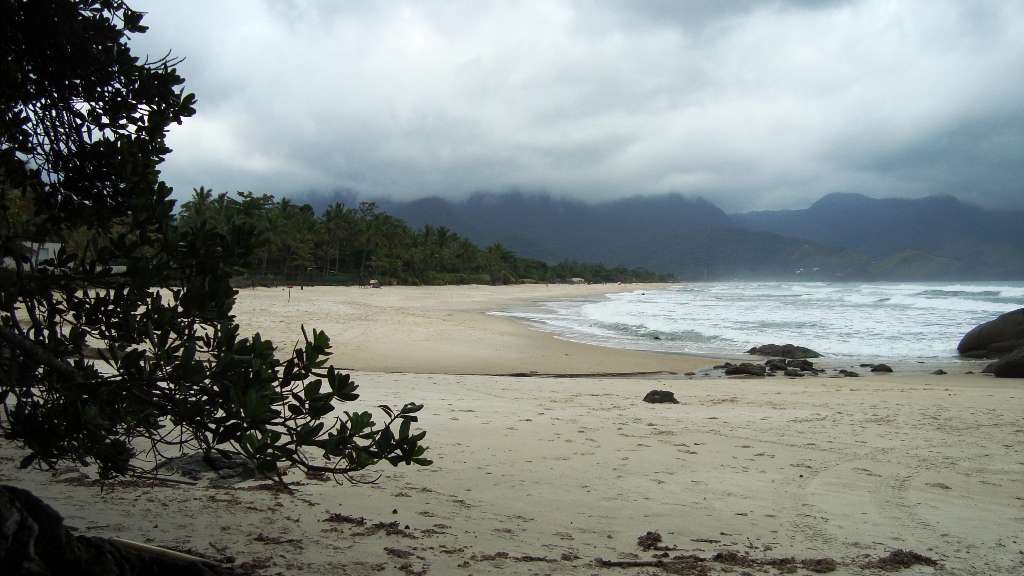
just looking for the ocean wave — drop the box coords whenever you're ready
[495,281,1024,360]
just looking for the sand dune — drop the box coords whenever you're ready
[3,284,1021,575]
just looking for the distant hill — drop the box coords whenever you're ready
[378,191,736,267]
[629,228,875,281]
[373,192,891,280]
[296,190,1023,280]
[734,193,1024,278]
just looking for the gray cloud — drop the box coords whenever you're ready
[130,0,1024,211]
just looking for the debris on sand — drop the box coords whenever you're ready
[860,549,939,571]
[801,557,840,572]
[596,533,840,573]
[637,531,664,550]
[635,530,680,551]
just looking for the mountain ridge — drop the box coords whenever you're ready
[296,190,1024,280]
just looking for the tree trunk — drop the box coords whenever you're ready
[0,485,217,575]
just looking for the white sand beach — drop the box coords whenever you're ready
[2,284,1022,575]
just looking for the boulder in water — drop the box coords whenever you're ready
[746,344,821,359]
[988,345,1024,378]
[958,308,1024,358]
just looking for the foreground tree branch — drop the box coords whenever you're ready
[1,0,429,482]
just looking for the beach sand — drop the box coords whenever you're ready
[2,284,1023,575]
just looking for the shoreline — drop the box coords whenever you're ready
[228,283,724,376]
[2,283,1021,575]
[231,283,989,377]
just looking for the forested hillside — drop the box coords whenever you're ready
[305,190,1024,281]
[172,188,672,285]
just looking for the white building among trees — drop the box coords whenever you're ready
[1,242,62,270]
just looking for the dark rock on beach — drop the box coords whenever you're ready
[746,344,821,359]
[714,357,822,378]
[988,345,1024,378]
[643,390,680,403]
[724,363,767,377]
[786,359,816,371]
[958,308,1024,358]
[870,363,893,373]
[716,358,820,377]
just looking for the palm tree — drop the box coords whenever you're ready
[453,236,480,271]
[176,186,215,230]
[321,202,354,276]
[484,242,515,284]
[434,226,453,272]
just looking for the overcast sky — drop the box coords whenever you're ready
[130,0,1024,212]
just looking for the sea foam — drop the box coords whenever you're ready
[493,281,1024,361]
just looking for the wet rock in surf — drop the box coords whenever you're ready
[958,308,1024,359]
[643,390,680,404]
[988,345,1024,378]
[746,344,821,359]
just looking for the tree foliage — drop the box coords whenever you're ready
[0,0,429,482]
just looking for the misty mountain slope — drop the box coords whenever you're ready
[735,192,1024,261]
[870,250,981,281]
[381,191,735,264]
[296,189,1020,280]
[629,228,875,280]
[930,237,1024,277]
[378,196,489,240]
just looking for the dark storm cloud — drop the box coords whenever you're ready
[130,0,1024,211]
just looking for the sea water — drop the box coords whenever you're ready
[493,282,1024,362]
